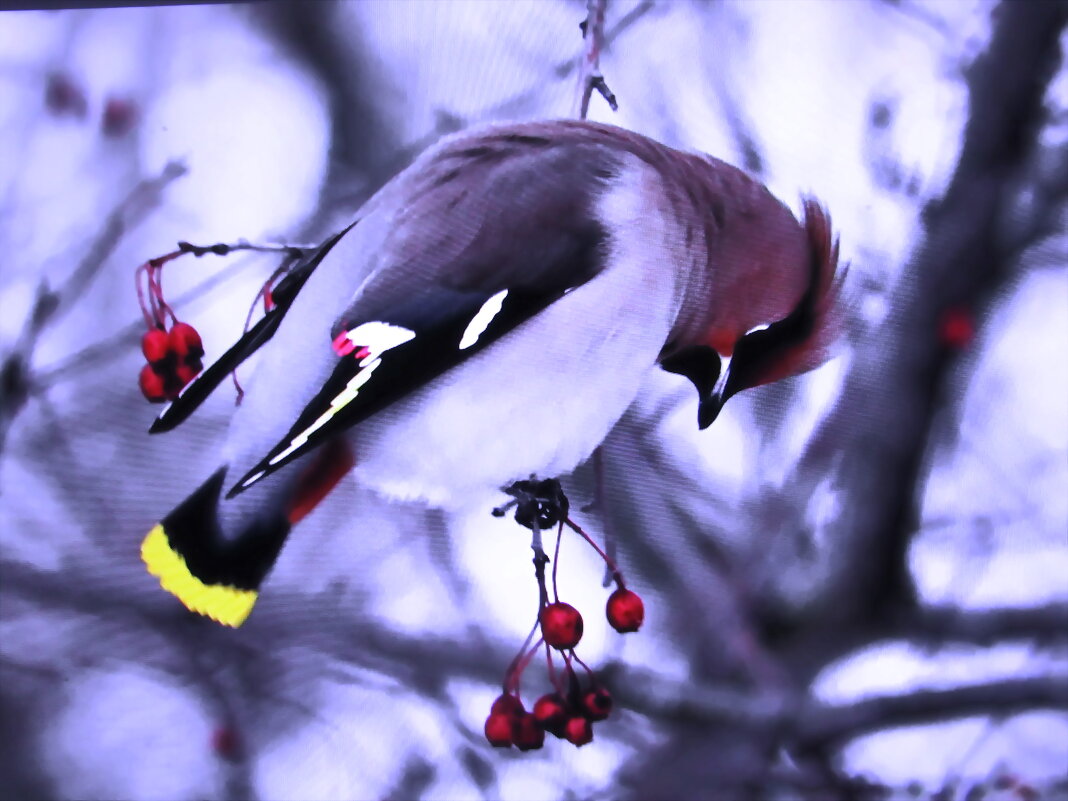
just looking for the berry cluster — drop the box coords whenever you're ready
[138,323,204,402]
[133,241,304,407]
[484,486,644,751]
[135,253,205,403]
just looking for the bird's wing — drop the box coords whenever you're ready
[227,132,619,497]
[149,223,356,434]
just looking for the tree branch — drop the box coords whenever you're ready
[604,660,1068,755]
[904,603,1068,647]
[765,0,1068,646]
[797,676,1068,751]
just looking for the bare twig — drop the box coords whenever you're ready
[174,239,312,261]
[27,161,187,347]
[574,0,618,119]
[327,0,655,213]
[0,161,186,462]
[875,0,952,40]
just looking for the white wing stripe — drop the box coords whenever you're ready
[459,289,508,350]
[264,358,383,469]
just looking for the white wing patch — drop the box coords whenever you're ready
[259,359,383,475]
[338,321,415,364]
[459,290,508,350]
[242,321,417,490]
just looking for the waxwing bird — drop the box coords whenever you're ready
[141,119,844,626]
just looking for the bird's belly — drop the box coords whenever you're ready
[351,257,676,508]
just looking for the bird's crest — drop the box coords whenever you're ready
[795,197,847,376]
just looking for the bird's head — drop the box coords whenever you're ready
[661,198,845,429]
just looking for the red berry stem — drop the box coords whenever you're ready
[231,371,246,406]
[563,516,624,588]
[570,650,596,681]
[512,637,543,698]
[149,263,178,327]
[560,651,583,698]
[135,263,153,328]
[593,446,618,588]
[502,618,541,697]
[231,264,290,405]
[544,640,566,697]
[135,257,181,330]
[532,546,550,609]
[551,520,564,604]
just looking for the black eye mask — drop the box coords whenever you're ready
[660,240,822,428]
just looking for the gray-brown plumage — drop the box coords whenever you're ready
[142,119,844,626]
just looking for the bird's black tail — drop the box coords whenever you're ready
[141,468,288,626]
[141,439,354,626]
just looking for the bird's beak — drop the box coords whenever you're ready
[697,353,733,430]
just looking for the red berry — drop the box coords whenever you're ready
[938,306,975,350]
[581,687,612,721]
[484,712,513,748]
[540,602,583,650]
[512,713,545,751]
[45,72,87,118]
[174,362,200,392]
[532,693,569,735]
[606,588,644,633]
[490,693,524,718]
[169,322,204,360]
[563,716,593,747]
[139,364,166,402]
[211,727,240,761]
[141,328,170,363]
[102,97,137,137]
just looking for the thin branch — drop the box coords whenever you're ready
[26,160,187,347]
[326,0,655,214]
[574,0,618,119]
[875,0,953,40]
[0,161,186,462]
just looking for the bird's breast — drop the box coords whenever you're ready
[352,162,685,507]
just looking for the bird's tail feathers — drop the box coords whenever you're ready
[142,439,354,626]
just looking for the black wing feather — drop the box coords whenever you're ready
[226,128,623,497]
[149,222,356,433]
[226,285,573,498]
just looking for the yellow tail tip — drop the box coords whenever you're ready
[141,524,257,627]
